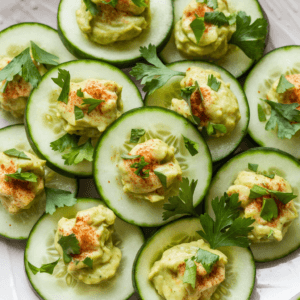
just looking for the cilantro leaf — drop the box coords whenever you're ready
[4,148,30,160]
[28,259,59,275]
[130,44,186,94]
[30,41,59,67]
[52,69,70,104]
[83,0,99,15]
[276,75,295,94]
[248,163,258,172]
[82,98,105,113]
[182,135,199,156]
[258,103,266,122]
[102,0,118,7]
[130,128,145,143]
[154,170,167,188]
[130,156,149,178]
[77,88,84,97]
[196,0,218,9]
[183,258,197,289]
[195,248,219,274]
[249,185,269,199]
[190,15,206,44]
[163,177,198,220]
[82,257,93,269]
[121,154,141,160]
[5,168,38,182]
[74,106,84,120]
[62,139,94,165]
[229,11,268,60]
[58,234,80,264]
[260,198,278,222]
[21,50,42,88]
[264,174,275,179]
[50,134,79,153]
[264,100,300,139]
[132,0,148,7]
[45,187,77,215]
[204,11,229,27]
[206,122,227,135]
[207,74,221,92]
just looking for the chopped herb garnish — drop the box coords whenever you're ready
[264,174,275,179]
[227,13,237,25]
[154,170,167,188]
[268,230,274,238]
[258,103,266,122]
[82,98,105,113]
[82,257,93,269]
[204,11,229,27]
[50,133,79,153]
[183,258,197,288]
[190,14,206,44]
[260,198,278,222]
[130,156,149,178]
[248,163,258,172]
[77,88,84,97]
[58,234,80,264]
[102,0,118,7]
[30,41,59,68]
[196,0,218,9]
[1,80,8,93]
[4,148,30,160]
[121,154,141,160]
[131,0,148,7]
[195,248,219,274]
[83,0,99,15]
[28,259,59,275]
[207,74,221,92]
[5,168,38,183]
[52,68,70,105]
[276,75,295,94]
[182,135,199,156]
[74,106,84,120]
[130,128,146,143]
[206,122,227,135]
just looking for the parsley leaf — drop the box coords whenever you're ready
[207,74,221,92]
[154,170,167,187]
[182,135,199,156]
[258,103,266,122]
[260,198,278,222]
[276,75,295,94]
[82,98,105,113]
[206,122,227,135]
[204,11,229,27]
[248,163,258,172]
[264,100,300,139]
[4,148,30,160]
[130,44,186,94]
[183,258,197,288]
[28,259,59,275]
[30,41,59,67]
[229,11,268,60]
[45,187,77,215]
[190,15,206,44]
[50,134,79,153]
[74,106,84,120]
[163,177,198,220]
[121,154,141,160]
[264,174,275,179]
[5,168,38,183]
[130,156,149,178]
[58,234,80,264]
[227,13,237,25]
[132,0,148,7]
[83,0,99,15]
[195,248,219,274]
[52,69,70,104]
[82,257,93,269]
[77,88,84,97]
[196,0,218,9]
[21,50,42,88]
[130,128,145,143]
[102,0,118,7]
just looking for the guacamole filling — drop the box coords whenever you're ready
[174,0,236,60]
[54,205,122,285]
[118,139,182,203]
[171,67,240,137]
[227,171,298,243]
[76,0,151,45]
[57,79,122,138]
[149,239,227,300]
[0,151,45,214]
[0,56,46,118]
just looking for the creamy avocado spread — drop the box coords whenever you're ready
[227,171,298,242]
[119,139,182,202]
[171,67,240,137]
[0,151,46,214]
[54,205,122,285]
[57,79,122,138]
[149,239,227,300]
[174,0,236,59]
[76,0,151,45]
[0,56,46,118]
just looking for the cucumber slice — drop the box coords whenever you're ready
[94,107,212,227]
[57,0,173,68]
[0,124,78,240]
[245,46,300,159]
[134,217,255,300]
[0,22,76,128]
[144,60,249,162]
[160,0,265,78]
[24,198,144,300]
[205,147,300,262]
[25,60,143,178]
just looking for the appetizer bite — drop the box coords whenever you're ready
[0,124,77,240]
[94,107,212,227]
[205,147,300,262]
[25,60,143,178]
[25,198,144,300]
[160,0,268,77]
[131,45,249,162]
[245,46,300,159]
[0,23,76,127]
[57,0,173,67]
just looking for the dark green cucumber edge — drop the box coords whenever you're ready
[93,106,213,227]
[57,0,174,68]
[25,59,143,179]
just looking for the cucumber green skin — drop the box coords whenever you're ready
[133,217,256,300]
[205,147,300,263]
[24,198,145,300]
[57,0,174,68]
[25,59,143,179]
[93,106,212,227]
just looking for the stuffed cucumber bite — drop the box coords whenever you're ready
[0,22,76,127]
[205,147,300,263]
[25,59,143,178]
[57,0,173,68]
[93,107,212,227]
[0,124,78,240]
[131,49,249,162]
[134,217,256,300]
[245,46,300,159]
[24,198,144,300]
[159,0,268,78]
